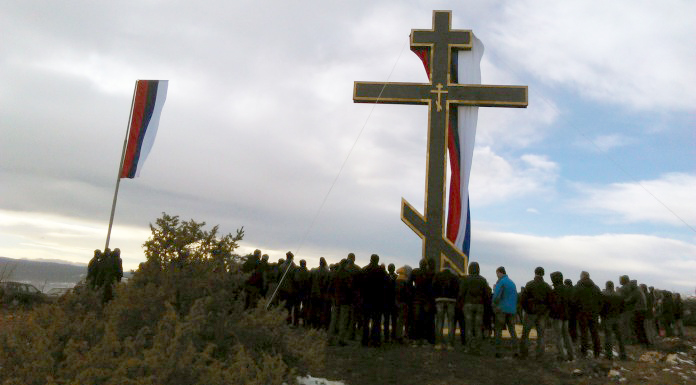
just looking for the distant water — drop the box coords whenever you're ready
[15,280,81,293]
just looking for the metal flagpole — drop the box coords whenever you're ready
[105,81,138,251]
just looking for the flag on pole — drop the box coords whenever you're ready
[120,80,168,178]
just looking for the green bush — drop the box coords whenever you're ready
[0,213,326,385]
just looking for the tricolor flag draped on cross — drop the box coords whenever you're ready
[120,80,168,178]
[412,36,483,257]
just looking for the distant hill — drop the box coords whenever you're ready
[0,257,134,292]
[0,256,87,286]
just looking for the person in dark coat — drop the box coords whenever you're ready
[243,250,263,309]
[432,264,460,350]
[410,258,435,347]
[309,257,330,329]
[345,253,362,341]
[601,280,627,360]
[294,259,311,326]
[360,254,387,347]
[277,253,297,324]
[459,261,490,354]
[640,283,656,344]
[519,266,553,359]
[674,293,685,338]
[617,275,635,343]
[242,249,261,273]
[327,263,339,340]
[455,274,467,347]
[549,271,574,361]
[660,290,675,337]
[384,263,398,342]
[629,280,649,346]
[331,258,354,346]
[574,271,602,358]
[266,257,284,306]
[564,278,578,343]
[87,249,102,290]
[259,254,270,296]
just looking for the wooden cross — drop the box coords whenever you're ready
[353,10,528,274]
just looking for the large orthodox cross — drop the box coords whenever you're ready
[353,10,527,274]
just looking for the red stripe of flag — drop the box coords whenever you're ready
[120,81,150,178]
[446,120,462,242]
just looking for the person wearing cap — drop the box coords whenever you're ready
[492,266,518,358]
[519,266,553,359]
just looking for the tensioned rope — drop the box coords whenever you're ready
[293,40,410,255]
[266,40,409,309]
[489,51,696,234]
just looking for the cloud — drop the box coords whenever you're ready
[0,210,150,267]
[572,172,696,227]
[470,147,559,205]
[575,134,634,153]
[476,91,560,149]
[472,229,696,292]
[490,0,696,111]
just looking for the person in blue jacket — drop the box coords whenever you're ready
[492,266,518,358]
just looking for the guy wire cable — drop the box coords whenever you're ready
[293,40,409,256]
[266,40,409,309]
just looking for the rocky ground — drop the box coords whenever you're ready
[310,327,696,385]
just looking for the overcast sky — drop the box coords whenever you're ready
[1,0,694,293]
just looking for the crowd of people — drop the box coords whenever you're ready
[241,250,688,361]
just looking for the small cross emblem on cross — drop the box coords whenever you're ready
[430,83,447,112]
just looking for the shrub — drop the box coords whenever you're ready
[0,213,326,384]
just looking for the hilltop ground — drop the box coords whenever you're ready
[310,327,696,385]
[1,308,694,384]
